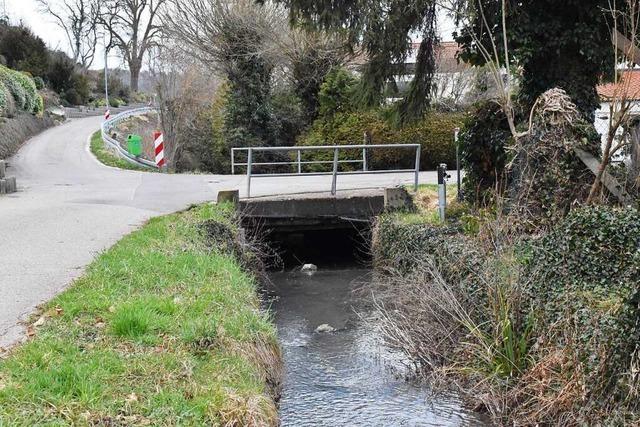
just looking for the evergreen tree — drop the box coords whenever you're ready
[456,0,617,120]
[272,0,439,122]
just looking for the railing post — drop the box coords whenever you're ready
[246,148,253,198]
[414,145,421,191]
[362,147,367,171]
[231,149,235,175]
[331,147,339,195]
[297,149,301,174]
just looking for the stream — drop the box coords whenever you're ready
[270,267,488,426]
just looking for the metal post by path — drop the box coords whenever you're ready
[437,163,448,222]
[297,149,301,174]
[246,148,253,198]
[331,147,339,195]
[414,146,421,191]
[455,127,462,201]
[103,33,109,111]
[231,149,235,175]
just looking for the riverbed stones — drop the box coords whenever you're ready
[315,324,335,333]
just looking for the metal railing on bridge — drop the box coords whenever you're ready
[231,144,421,198]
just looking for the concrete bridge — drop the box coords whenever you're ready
[236,187,413,232]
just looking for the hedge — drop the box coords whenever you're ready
[0,65,42,114]
[297,110,466,171]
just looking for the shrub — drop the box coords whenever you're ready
[459,101,511,205]
[33,76,44,90]
[0,65,27,110]
[524,206,640,406]
[0,80,6,115]
[271,89,306,146]
[13,71,38,113]
[317,68,358,118]
[0,22,50,77]
[298,110,465,170]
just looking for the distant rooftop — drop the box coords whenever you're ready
[597,69,640,101]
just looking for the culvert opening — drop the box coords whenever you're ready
[258,223,371,270]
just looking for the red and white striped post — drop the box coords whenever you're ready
[153,131,166,169]
[104,109,110,121]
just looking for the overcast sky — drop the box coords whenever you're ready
[3,0,457,70]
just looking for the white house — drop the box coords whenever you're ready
[595,69,640,161]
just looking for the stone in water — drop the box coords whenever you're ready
[301,264,317,275]
[315,324,335,333]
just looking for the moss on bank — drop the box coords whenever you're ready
[0,203,282,426]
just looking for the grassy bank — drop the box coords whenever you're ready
[89,130,153,172]
[0,203,282,425]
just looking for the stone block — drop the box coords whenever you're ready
[5,176,16,193]
[0,177,16,194]
[217,189,239,204]
[384,187,414,211]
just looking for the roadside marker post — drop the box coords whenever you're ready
[104,109,110,121]
[153,131,166,169]
[437,163,450,222]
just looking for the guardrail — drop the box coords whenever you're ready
[231,144,421,197]
[100,107,158,169]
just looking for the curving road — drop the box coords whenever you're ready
[0,116,439,348]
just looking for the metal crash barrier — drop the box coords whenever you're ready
[100,107,158,169]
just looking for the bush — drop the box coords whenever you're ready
[459,101,511,205]
[271,90,306,146]
[0,80,6,115]
[317,68,358,117]
[33,76,44,90]
[0,65,40,113]
[298,110,465,170]
[524,206,640,406]
[0,22,49,77]
[13,71,38,113]
[47,52,91,106]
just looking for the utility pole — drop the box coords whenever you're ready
[103,33,109,109]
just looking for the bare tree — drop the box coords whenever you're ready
[275,29,352,120]
[587,0,640,203]
[97,0,165,92]
[37,0,98,67]
[163,0,284,76]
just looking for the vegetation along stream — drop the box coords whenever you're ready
[264,227,488,426]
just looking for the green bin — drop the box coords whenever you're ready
[127,134,142,157]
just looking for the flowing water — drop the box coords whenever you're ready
[270,268,488,426]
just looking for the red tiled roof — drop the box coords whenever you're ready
[597,70,640,101]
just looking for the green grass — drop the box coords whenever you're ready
[89,130,154,172]
[0,203,281,426]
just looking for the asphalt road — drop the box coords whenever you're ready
[0,116,442,348]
